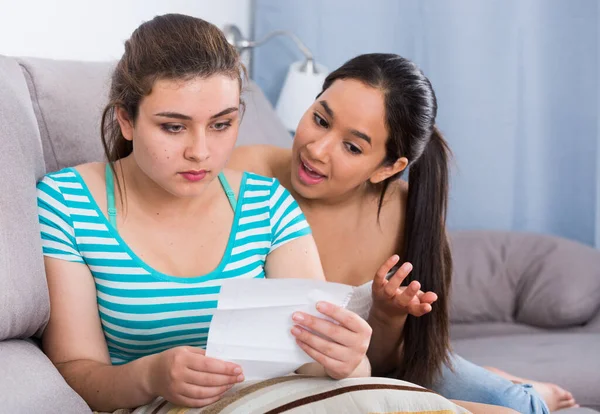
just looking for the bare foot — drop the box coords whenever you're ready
[484,367,578,412]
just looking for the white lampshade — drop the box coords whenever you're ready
[275,60,328,132]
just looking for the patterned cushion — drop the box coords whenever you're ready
[99,375,467,414]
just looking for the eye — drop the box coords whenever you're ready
[344,142,362,155]
[313,112,329,129]
[212,121,232,131]
[161,124,184,134]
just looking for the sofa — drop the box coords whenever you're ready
[0,54,598,413]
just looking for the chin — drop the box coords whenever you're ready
[290,177,321,200]
[165,183,206,199]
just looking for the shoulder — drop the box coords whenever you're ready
[218,168,244,200]
[37,162,105,212]
[72,162,105,192]
[37,164,91,196]
[238,171,288,203]
[228,145,292,178]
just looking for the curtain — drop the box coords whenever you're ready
[252,0,600,246]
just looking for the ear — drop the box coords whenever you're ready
[369,157,409,184]
[115,106,134,141]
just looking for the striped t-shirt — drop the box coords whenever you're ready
[36,167,312,365]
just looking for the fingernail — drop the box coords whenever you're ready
[292,312,304,322]
[234,367,242,375]
[291,326,302,336]
[316,302,328,312]
[404,263,413,272]
[237,374,245,382]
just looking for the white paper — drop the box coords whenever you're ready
[205,278,354,380]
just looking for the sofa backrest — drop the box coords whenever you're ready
[16,57,292,173]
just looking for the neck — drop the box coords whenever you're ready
[116,156,221,219]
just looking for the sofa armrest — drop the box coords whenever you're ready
[0,339,91,413]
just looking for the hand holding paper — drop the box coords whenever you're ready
[206,278,372,380]
[290,299,373,379]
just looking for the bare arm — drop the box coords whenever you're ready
[42,257,156,411]
[43,257,241,412]
[367,306,406,376]
[264,235,326,281]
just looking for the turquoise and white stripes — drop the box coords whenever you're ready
[37,168,311,365]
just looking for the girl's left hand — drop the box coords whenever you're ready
[291,302,372,379]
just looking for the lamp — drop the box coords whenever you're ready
[223,24,328,132]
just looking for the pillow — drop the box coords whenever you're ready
[450,230,600,328]
[99,375,467,414]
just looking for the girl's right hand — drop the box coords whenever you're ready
[147,346,244,408]
[371,255,438,318]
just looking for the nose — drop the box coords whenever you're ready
[305,133,334,163]
[184,131,210,162]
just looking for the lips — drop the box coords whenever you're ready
[297,156,326,185]
[180,170,207,182]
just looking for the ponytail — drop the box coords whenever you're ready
[320,53,453,387]
[394,126,453,387]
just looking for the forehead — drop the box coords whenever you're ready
[141,75,240,115]
[320,79,388,143]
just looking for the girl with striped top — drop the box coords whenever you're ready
[36,14,372,412]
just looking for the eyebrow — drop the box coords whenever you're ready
[319,100,334,119]
[350,129,372,145]
[210,107,239,119]
[319,100,372,145]
[154,107,238,121]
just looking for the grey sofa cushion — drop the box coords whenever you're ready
[17,57,291,173]
[450,322,546,340]
[18,57,111,172]
[585,311,600,333]
[452,333,600,410]
[0,55,49,341]
[0,339,91,413]
[449,231,600,328]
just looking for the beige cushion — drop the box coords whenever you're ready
[98,376,467,414]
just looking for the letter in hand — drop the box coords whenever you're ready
[372,255,438,317]
[149,346,244,408]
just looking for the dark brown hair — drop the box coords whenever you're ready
[321,54,452,387]
[101,13,244,175]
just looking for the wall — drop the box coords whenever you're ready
[0,0,251,61]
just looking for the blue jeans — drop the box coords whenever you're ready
[431,354,550,414]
